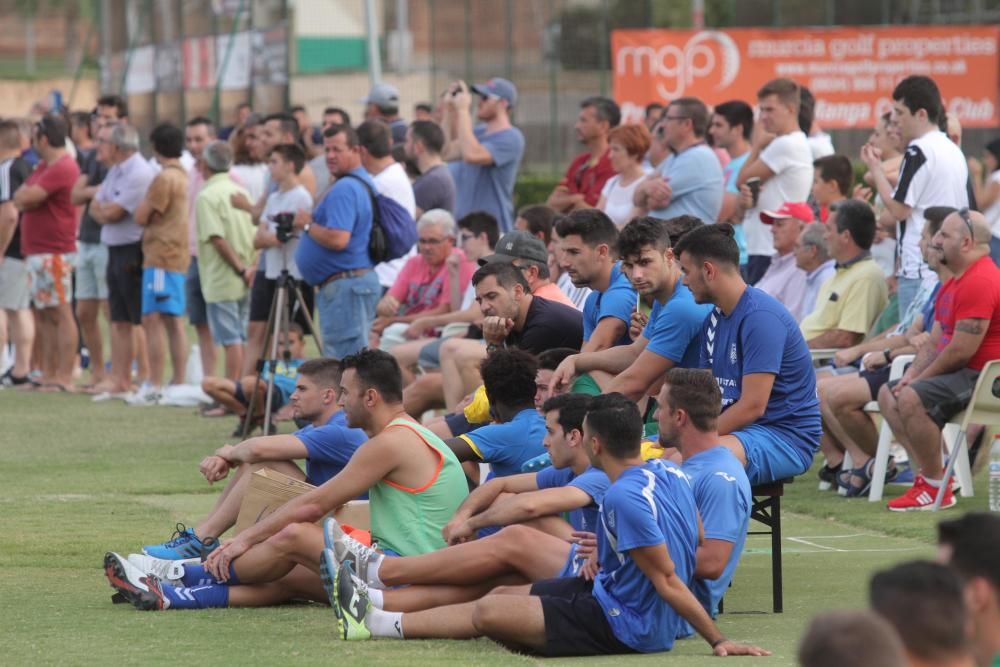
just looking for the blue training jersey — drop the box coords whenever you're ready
[297,411,369,496]
[642,283,712,368]
[535,465,610,533]
[458,409,547,479]
[582,262,636,347]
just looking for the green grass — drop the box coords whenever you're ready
[0,388,990,665]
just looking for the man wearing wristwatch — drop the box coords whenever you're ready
[195,141,256,381]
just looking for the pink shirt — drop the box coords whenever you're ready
[387,249,476,316]
[187,167,205,257]
[755,252,808,320]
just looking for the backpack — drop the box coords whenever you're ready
[339,173,417,263]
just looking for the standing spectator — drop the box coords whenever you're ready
[218,102,252,141]
[968,138,1000,264]
[810,155,852,223]
[546,97,619,213]
[128,123,189,405]
[293,124,381,360]
[799,87,835,160]
[644,102,664,130]
[95,94,128,126]
[444,78,524,233]
[0,120,34,387]
[310,109,351,196]
[709,100,754,266]
[755,202,813,319]
[793,222,836,322]
[321,107,351,130]
[878,210,1000,511]
[633,97,723,224]
[290,104,323,158]
[13,115,81,392]
[362,83,408,146]
[227,120,269,209]
[862,75,969,317]
[248,113,318,201]
[737,79,814,285]
[595,123,651,228]
[413,103,434,122]
[196,141,255,382]
[405,120,456,217]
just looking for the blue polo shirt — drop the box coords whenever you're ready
[582,262,636,347]
[296,411,369,496]
[650,143,723,225]
[642,282,711,368]
[295,166,374,285]
[458,408,546,479]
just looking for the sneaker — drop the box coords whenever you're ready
[125,387,161,407]
[143,523,218,560]
[126,553,196,585]
[103,552,169,610]
[889,466,914,485]
[817,461,842,491]
[92,390,131,403]
[323,517,381,587]
[887,474,956,512]
[334,560,373,640]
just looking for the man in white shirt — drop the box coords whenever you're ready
[737,78,814,285]
[755,201,813,319]
[861,75,969,318]
[356,120,417,290]
[793,222,836,322]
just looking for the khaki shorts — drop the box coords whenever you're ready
[27,253,76,308]
[0,257,31,310]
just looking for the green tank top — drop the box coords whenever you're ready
[369,417,469,556]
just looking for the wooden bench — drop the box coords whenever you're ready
[749,478,790,613]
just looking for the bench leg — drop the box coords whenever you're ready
[771,495,782,613]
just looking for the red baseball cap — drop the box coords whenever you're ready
[760,202,814,225]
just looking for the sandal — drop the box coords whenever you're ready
[837,456,896,498]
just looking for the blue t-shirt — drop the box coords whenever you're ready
[650,143,723,225]
[582,263,637,347]
[699,286,821,455]
[723,151,750,265]
[459,408,546,479]
[452,125,525,233]
[535,465,610,533]
[295,167,374,285]
[297,411,369,496]
[643,283,712,368]
[594,459,699,653]
[680,446,751,633]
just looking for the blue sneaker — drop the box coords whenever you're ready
[143,523,217,560]
[890,466,913,486]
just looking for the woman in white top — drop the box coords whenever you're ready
[969,138,1000,264]
[228,122,269,204]
[597,123,651,228]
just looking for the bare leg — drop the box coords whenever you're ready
[440,339,486,411]
[231,521,325,584]
[201,377,245,415]
[817,377,847,467]
[829,377,880,460]
[222,343,244,381]
[390,338,432,387]
[35,308,56,383]
[877,384,912,464]
[196,323,217,378]
[403,371,445,417]
[243,321,267,378]
[143,312,166,388]
[400,592,547,649]
[164,314,189,386]
[9,308,33,377]
[895,386,944,479]
[195,460,305,539]
[381,576,526,612]
[75,299,105,384]
[227,564,327,607]
[110,322,134,392]
[133,325,150,385]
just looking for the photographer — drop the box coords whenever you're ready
[244,143,315,376]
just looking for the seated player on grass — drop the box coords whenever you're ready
[103,349,469,611]
[201,323,307,435]
[324,393,770,659]
[138,358,368,566]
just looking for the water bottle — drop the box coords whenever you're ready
[990,434,1000,512]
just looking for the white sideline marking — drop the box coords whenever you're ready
[783,533,926,554]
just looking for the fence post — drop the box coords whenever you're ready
[212,0,247,127]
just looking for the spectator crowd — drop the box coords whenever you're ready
[2,73,999,663]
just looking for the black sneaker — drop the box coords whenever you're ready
[817,462,842,490]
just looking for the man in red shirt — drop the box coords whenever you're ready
[14,115,81,392]
[546,97,619,213]
[878,208,1000,511]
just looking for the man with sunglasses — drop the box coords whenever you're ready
[877,208,1000,511]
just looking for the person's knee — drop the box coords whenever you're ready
[471,596,505,636]
[896,387,926,418]
[268,522,311,554]
[493,525,534,560]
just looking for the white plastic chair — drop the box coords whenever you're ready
[865,354,914,502]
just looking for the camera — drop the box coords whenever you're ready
[272,212,295,243]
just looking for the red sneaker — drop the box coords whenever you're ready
[887,474,956,512]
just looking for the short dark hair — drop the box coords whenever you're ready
[409,120,445,154]
[356,120,392,159]
[289,104,306,114]
[0,120,20,151]
[518,205,557,246]
[616,216,672,259]
[829,199,876,250]
[471,261,530,292]
[798,611,906,667]
[186,115,216,136]
[757,78,801,111]
[457,211,500,248]
[938,512,1000,591]
[339,348,403,404]
[324,123,359,148]
[415,102,433,114]
[813,155,853,197]
[480,348,537,412]
[554,209,619,250]
[323,106,352,126]
[669,97,710,138]
[673,222,740,268]
[542,392,591,436]
[583,393,643,458]
[237,101,252,111]
[149,123,184,159]
[97,94,128,118]
[269,143,307,174]
[663,368,721,432]
[297,358,343,390]
[645,102,664,116]
[537,347,578,371]
[581,96,621,129]
[798,86,815,134]
[870,561,970,662]
[265,112,299,140]
[924,206,957,237]
[893,75,944,125]
[36,115,67,148]
[69,111,92,137]
[713,100,753,141]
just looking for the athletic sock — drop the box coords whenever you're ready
[179,563,240,587]
[367,554,387,589]
[367,588,384,609]
[161,583,230,609]
[924,476,943,488]
[366,608,404,639]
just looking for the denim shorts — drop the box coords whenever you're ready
[75,242,109,300]
[185,257,208,326]
[206,297,249,346]
[315,270,380,360]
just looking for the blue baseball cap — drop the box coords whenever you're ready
[471,78,518,108]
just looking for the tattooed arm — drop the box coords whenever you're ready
[913,318,988,381]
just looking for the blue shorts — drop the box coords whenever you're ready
[206,297,249,346]
[557,543,582,578]
[733,423,813,486]
[142,268,186,316]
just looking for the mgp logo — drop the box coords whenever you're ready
[616,31,741,99]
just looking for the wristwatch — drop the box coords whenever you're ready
[883,348,893,364]
[303,222,312,235]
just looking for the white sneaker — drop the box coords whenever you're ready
[125,387,162,407]
[92,391,131,403]
[126,553,195,585]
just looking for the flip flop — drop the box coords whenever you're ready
[37,383,74,394]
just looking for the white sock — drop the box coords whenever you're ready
[367,587,384,609]
[924,476,942,488]
[366,608,404,639]
[367,553,386,589]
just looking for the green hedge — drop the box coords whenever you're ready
[514,172,561,211]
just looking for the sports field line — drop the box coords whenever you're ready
[785,534,926,553]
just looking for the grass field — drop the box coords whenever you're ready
[0,388,990,666]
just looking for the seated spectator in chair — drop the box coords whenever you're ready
[202,324,307,434]
[546,97,619,214]
[550,215,710,401]
[754,202,812,319]
[370,209,475,351]
[800,199,888,350]
[798,611,906,667]
[793,222,836,322]
[597,123,652,228]
[878,209,1000,511]
[937,513,1000,667]
[673,223,820,486]
[141,358,367,563]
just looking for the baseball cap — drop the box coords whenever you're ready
[361,83,400,109]
[478,231,548,266]
[470,78,518,108]
[760,202,814,225]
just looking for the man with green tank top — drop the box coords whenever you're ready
[103,349,469,612]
